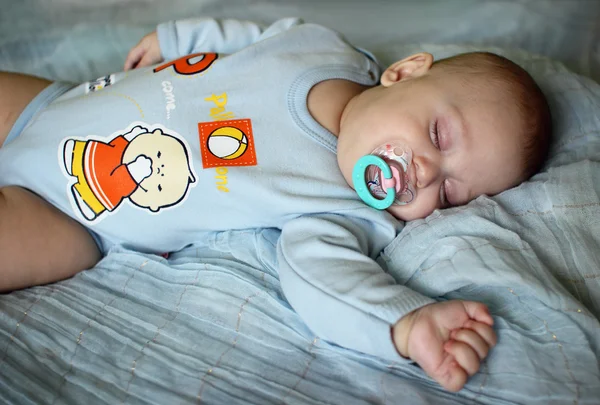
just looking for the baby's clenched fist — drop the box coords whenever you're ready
[392,300,497,392]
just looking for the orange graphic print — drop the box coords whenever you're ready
[198,119,257,169]
[85,136,137,210]
[154,53,218,75]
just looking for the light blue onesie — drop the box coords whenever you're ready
[0,18,435,361]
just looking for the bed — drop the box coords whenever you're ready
[1,1,599,404]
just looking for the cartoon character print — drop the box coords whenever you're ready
[61,123,196,223]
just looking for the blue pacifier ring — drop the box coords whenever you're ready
[352,155,396,210]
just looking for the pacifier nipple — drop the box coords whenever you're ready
[380,164,402,190]
[380,174,397,190]
[352,143,416,210]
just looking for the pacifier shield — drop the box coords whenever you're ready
[352,143,417,210]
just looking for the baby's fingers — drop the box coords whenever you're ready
[124,45,145,71]
[463,320,497,348]
[462,301,494,326]
[136,51,159,69]
[124,32,158,71]
[444,340,480,377]
[431,355,468,392]
[450,328,491,360]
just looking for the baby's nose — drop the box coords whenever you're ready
[413,155,440,189]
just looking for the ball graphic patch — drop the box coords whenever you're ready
[198,118,257,168]
[207,126,248,160]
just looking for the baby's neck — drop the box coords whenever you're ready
[307,79,369,136]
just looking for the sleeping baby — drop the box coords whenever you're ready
[0,18,551,392]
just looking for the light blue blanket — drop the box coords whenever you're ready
[1,1,599,404]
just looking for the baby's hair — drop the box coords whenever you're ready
[431,52,552,180]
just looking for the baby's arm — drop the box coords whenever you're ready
[277,214,436,360]
[277,213,496,392]
[393,301,497,392]
[125,18,303,70]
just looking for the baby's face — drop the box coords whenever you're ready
[337,67,525,221]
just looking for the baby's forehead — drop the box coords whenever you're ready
[441,61,530,101]
[440,78,524,125]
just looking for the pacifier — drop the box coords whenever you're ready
[352,143,416,210]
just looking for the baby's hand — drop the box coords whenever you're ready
[124,31,162,71]
[393,301,497,392]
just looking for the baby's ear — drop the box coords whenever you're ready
[381,53,433,87]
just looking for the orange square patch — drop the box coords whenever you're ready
[198,118,257,169]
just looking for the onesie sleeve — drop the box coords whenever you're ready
[157,17,304,59]
[276,213,436,362]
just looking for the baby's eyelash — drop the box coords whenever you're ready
[441,179,455,208]
[431,120,440,149]
[440,180,447,206]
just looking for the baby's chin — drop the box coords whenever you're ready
[388,211,409,222]
[386,205,431,222]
